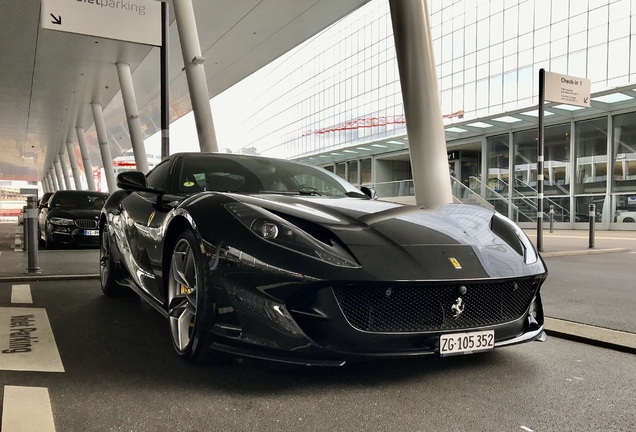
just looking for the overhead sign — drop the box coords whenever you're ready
[544,71,591,108]
[41,0,161,46]
[19,188,38,197]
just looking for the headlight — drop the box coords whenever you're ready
[224,202,360,268]
[490,213,538,264]
[49,217,75,226]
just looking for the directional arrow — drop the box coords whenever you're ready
[584,97,589,103]
[50,13,61,25]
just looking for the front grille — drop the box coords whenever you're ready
[74,219,98,229]
[332,278,540,333]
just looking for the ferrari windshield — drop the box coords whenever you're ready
[176,154,367,198]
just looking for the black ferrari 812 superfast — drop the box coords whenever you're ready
[100,152,547,365]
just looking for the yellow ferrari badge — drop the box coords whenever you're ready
[449,257,462,269]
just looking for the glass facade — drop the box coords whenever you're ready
[221,0,636,228]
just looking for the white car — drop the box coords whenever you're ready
[616,210,636,223]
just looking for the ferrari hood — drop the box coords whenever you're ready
[233,194,494,248]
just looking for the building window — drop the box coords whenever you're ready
[543,123,571,196]
[575,118,608,195]
[361,158,372,184]
[513,129,538,197]
[336,162,346,179]
[612,112,636,193]
[347,160,359,185]
[486,134,510,193]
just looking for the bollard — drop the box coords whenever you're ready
[26,196,40,273]
[22,206,27,251]
[589,203,596,249]
[549,205,554,233]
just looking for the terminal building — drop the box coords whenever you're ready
[225,0,636,230]
[2,0,635,230]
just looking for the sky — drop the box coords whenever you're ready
[143,87,244,156]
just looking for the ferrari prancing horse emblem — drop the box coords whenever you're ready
[449,257,462,269]
[451,297,465,318]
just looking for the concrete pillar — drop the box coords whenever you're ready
[41,177,49,194]
[66,141,83,190]
[49,170,59,192]
[389,0,452,208]
[173,0,219,153]
[91,103,117,193]
[116,62,150,173]
[76,127,96,191]
[54,157,66,190]
[59,146,73,190]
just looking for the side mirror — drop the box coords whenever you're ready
[117,171,163,194]
[360,186,377,200]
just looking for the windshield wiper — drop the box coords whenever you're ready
[258,188,324,196]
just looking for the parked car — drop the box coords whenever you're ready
[100,152,547,365]
[38,190,109,248]
[38,192,54,210]
[615,209,636,223]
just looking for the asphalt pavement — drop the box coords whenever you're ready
[1,222,635,354]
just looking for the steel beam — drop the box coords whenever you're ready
[76,127,96,191]
[91,103,117,193]
[389,0,452,207]
[173,0,218,153]
[116,62,149,173]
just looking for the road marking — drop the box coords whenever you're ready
[11,284,33,304]
[0,307,64,372]
[1,386,57,432]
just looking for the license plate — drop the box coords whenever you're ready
[440,330,494,356]
[83,230,99,236]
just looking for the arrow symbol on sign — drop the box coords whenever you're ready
[584,97,589,103]
[50,13,62,25]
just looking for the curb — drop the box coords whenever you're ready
[544,317,636,355]
[540,248,629,258]
[0,274,100,283]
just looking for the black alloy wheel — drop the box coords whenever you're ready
[623,217,635,223]
[167,229,220,363]
[99,226,128,296]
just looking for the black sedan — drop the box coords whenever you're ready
[39,190,109,248]
[100,152,547,365]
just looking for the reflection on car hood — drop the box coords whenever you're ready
[233,194,495,248]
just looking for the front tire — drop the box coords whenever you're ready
[167,229,222,364]
[44,224,56,250]
[99,226,128,296]
[623,217,635,223]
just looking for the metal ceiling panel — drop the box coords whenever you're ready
[0,0,370,183]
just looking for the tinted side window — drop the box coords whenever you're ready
[146,161,172,191]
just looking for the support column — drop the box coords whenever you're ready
[389,0,452,208]
[91,103,117,192]
[66,141,83,190]
[49,170,59,192]
[173,0,218,153]
[54,157,66,191]
[41,177,48,194]
[76,127,96,191]
[116,62,150,173]
[59,147,73,190]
